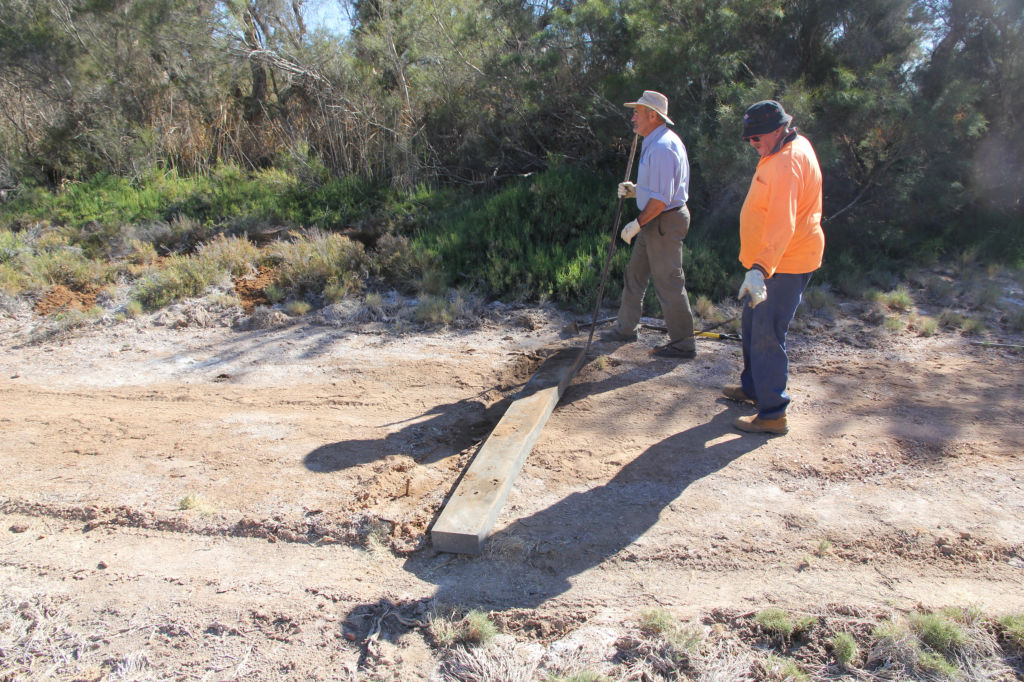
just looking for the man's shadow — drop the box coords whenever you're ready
[302,395,510,471]
[403,407,764,609]
[301,350,674,473]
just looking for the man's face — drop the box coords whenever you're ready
[632,106,663,137]
[745,126,786,157]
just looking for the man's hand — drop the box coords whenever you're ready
[617,182,636,199]
[620,219,641,244]
[738,269,767,307]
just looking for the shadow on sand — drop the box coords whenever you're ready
[403,407,765,609]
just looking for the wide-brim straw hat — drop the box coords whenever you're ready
[625,90,673,125]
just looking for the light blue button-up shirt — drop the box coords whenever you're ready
[635,124,689,212]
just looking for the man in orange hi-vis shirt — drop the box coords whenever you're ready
[723,100,824,436]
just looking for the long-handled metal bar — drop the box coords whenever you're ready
[584,133,640,355]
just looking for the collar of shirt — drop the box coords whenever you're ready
[767,128,799,156]
[641,124,670,155]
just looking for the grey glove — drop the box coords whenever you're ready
[617,182,637,199]
[738,269,767,307]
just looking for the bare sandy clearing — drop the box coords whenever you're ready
[1,298,1022,679]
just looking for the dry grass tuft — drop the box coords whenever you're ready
[438,636,540,681]
[0,595,95,679]
[429,606,499,650]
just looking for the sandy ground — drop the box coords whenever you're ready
[1,291,1023,679]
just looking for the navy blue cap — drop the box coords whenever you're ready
[742,100,793,138]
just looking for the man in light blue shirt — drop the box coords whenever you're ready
[602,90,697,359]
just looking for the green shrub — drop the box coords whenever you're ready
[971,283,1002,308]
[755,608,814,639]
[429,607,497,647]
[997,614,1024,648]
[370,233,421,288]
[462,609,497,646]
[693,294,715,320]
[884,315,905,333]
[916,650,960,678]
[0,172,198,229]
[887,285,915,311]
[911,612,967,655]
[869,619,920,671]
[269,229,366,298]
[831,631,859,665]
[3,237,111,296]
[411,164,734,308]
[130,254,221,310]
[126,238,159,265]
[760,653,810,681]
[285,300,311,316]
[123,300,143,318]
[411,289,481,327]
[0,228,36,264]
[264,284,286,304]
[909,313,939,336]
[178,492,214,513]
[196,234,261,277]
[959,317,985,335]
[429,613,461,647]
[870,284,914,311]
[639,608,676,636]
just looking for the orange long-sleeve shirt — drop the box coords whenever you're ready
[739,134,824,277]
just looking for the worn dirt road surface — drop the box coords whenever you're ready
[1,298,1022,679]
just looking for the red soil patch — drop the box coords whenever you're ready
[233,266,276,312]
[34,285,97,316]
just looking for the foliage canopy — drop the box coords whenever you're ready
[1,0,1021,305]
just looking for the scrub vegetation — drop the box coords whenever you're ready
[0,0,1022,321]
[428,605,1021,681]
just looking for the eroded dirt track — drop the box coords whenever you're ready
[1,309,1023,679]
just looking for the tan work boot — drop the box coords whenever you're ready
[722,385,755,405]
[733,414,789,435]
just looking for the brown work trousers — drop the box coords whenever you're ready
[615,205,696,350]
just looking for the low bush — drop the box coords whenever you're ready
[411,163,737,309]
[831,631,859,665]
[998,614,1024,648]
[2,165,1020,316]
[759,654,809,681]
[196,235,261,278]
[429,607,497,647]
[0,227,112,296]
[755,608,815,639]
[130,254,222,310]
[909,313,939,336]
[268,229,366,299]
[910,611,967,655]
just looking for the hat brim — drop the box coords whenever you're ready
[624,102,673,125]
[741,113,792,138]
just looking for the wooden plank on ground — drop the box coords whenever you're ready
[431,347,586,554]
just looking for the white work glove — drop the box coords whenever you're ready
[738,269,767,307]
[617,182,637,199]
[620,219,641,244]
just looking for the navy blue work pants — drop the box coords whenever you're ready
[740,272,813,420]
